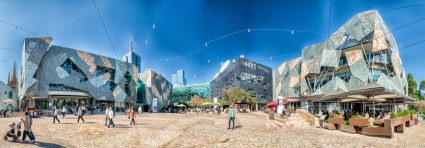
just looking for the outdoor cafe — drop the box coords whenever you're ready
[313,83,418,138]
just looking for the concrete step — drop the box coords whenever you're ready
[273,113,311,128]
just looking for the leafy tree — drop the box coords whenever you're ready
[417,100,425,113]
[407,73,421,99]
[189,95,203,107]
[221,87,257,104]
[419,80,425,99]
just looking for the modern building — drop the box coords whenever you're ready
[0,81,19,110]
[138,69,173,112]
[20,37,139,110]
[172,70,187,86]
[210,56,273,109]
[273,10,414,113]
[122,34,141,73]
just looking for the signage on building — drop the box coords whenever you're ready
[152,98,158,113]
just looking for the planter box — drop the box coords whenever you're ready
[349,118,369,127]
[340,124,356,133]
[362,126,393,138]
[328,117,344,124]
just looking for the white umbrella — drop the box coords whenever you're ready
[3,99,16,104]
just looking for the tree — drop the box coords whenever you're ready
[221,87,257,104]
[419,80,425,99]
[189,95,203,107]
[417,100,425,113]
[407,73,421,99]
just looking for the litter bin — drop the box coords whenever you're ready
[269,113,275,120]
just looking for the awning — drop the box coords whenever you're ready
[316,83,415,103]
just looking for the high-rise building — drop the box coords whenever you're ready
[123,34,141,73]
[210,56,273,109]
[172,70,187,85]
[171,74,177,85]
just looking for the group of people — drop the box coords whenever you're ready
[104,106,141,128]
[104,107,115,128]
[1,109,12,118]
[51,105,86,124]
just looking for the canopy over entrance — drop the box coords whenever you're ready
[316,83,415,104]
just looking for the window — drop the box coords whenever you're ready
[49,84,84,91]
[124,72,132,95]
[369,69,387,82]
[8,91,13,99]
[61,59,88,82]
[105,81,117,91]
[339,56,348,67]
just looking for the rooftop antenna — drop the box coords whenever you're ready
[130,33,134,53]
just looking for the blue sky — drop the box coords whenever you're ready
[0,0,424,85]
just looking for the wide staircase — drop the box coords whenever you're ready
[274,109,319,128]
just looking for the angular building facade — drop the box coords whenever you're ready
[210,56,273,108]
[273,10,411,112]
[138,69,173,112]
[20,37,139,110]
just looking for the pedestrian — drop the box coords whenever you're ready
[138,106,142,116]
[62,106,66,118]
[107,107,115,128]
[53,107,60,124]
[20,112,35,143]
[129,108,136,125]
[228,104,236,130]
[4,109,8,118]
[77,106,85,123]
[105,106,109,126]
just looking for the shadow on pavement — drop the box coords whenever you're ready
[58,123,75,124]
[20,141,65,148]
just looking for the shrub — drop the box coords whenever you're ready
[390,110,417,119]
[329,113,343,119]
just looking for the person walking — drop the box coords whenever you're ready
[129,108,136,125]
[138,106,142,116]
[104,106,110,126]
[4,109,8,118]
[53,107,60,124]
[77,106,85,123]
[107,107,115,128]
[62,106,66,118]
[21,112,35,143]
[228,104,236,130]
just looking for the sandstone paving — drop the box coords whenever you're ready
[0,112,424,148]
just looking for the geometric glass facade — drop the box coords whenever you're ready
[273,10,409,107]
[20,37,139,110]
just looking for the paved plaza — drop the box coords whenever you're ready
[0,112,424,148]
